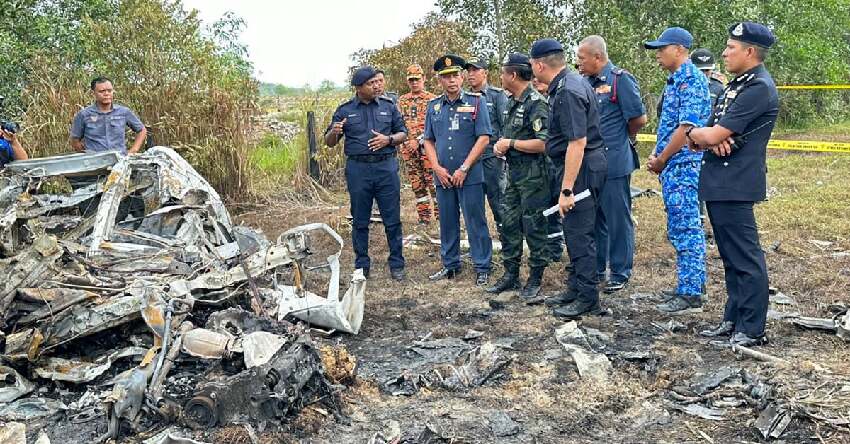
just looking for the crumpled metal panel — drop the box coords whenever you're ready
[4,151,121,176]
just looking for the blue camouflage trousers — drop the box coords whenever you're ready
[660,161,706,296]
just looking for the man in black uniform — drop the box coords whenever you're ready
[686,22,778,347]
[530,39,608,319]
[691,48,725,106]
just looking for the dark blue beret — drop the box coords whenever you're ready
[530,39,563,59]
[351,66,378,87]
[729,22,775,48]
[502,52,531,67]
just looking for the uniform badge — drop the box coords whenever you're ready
[732,23,744,36]
[434,103,441,113]
[89,115,98,122]
[532,118,542,132]
[595,85,612,94]
[445,57,452,66]
[457,106,475,113]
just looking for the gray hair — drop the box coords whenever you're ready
[579,35,608,60]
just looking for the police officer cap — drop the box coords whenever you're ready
[728,22,775,48]
[433,54,466,75]
[464,56,488,70]
[644,27,693,49]
[502,52,531,68]
[690,48,716,70]
[351,66,378,87]
[530,39,564,58]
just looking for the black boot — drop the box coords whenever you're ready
[520,267,545,303]
[485,270,520,294]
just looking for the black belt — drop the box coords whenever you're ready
[348,152,395,163]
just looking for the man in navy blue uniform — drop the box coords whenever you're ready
[530,39,608,319]
[423,54,494,286]
[576,35,647,293]
[325,66,408,281]
[687,22,779,347]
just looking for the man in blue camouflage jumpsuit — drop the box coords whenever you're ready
[644,28,711,314]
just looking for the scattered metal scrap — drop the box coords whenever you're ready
[0,148,360,441]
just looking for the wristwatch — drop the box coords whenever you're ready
[459,164,469,173]
[387,134,395,145]
[685,126,696,140]
[509,139,516,149]
[561,188,573,197]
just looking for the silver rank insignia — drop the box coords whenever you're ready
[732,23,744,36]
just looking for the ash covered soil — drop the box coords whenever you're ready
[227,184,850,444]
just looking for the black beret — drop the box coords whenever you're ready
[530,39,563,59]
[729,22,776,48]
[351,66,378,86]
[502,52,531,67]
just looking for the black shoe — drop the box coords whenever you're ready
[476,272,490,287]
[390,268,405,281]
[544,290,577,307]
[485,271,520,294]
[603,280,628,294]
[553,300,603,319]
[655,295,703,315]
[699,321,734,337]
[729,332,768,347]
[362,268,370,279]
[520,267,545,303]
[429,267,459,281]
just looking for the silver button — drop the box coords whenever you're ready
[702,160,706,165]
[448,136,452,140]
[448,147,452,150]
[723,161,729,166]
[450,156,454,160]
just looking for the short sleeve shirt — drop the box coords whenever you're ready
[70,104,145,154]
[326,96,407,157]
[699,64,778,202]
[423,91,493,185]
[545,69,606,160]
[655,61,711,166]
[586,62,646,177]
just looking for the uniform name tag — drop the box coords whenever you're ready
[595,85,612,94]
[457,106,475,113]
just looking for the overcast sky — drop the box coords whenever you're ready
[181,0,436,87]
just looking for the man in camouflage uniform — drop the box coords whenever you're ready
[485,53,551,302]
[398,64,439,223]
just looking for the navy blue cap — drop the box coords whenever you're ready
[644,27,693,49]
[434,54,466,75]
[530,39,564,58]
[464,56,488,70]
[502,52,531,67]
[351,66,378,86]
[729,22,775,48]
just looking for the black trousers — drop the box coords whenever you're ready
[552,149,607,303]
[706,201,769,337]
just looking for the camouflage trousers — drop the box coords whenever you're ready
[501,155,552,273]
[400,140,438,223]
[660,161,706,296]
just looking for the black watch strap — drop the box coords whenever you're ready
[561,188,573,197]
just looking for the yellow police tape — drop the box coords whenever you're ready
[777,84,850,90]
[634,133,850,154]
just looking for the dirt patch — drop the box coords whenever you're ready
[229,173,850,443]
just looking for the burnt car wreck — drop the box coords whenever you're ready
[0,148,361,442]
